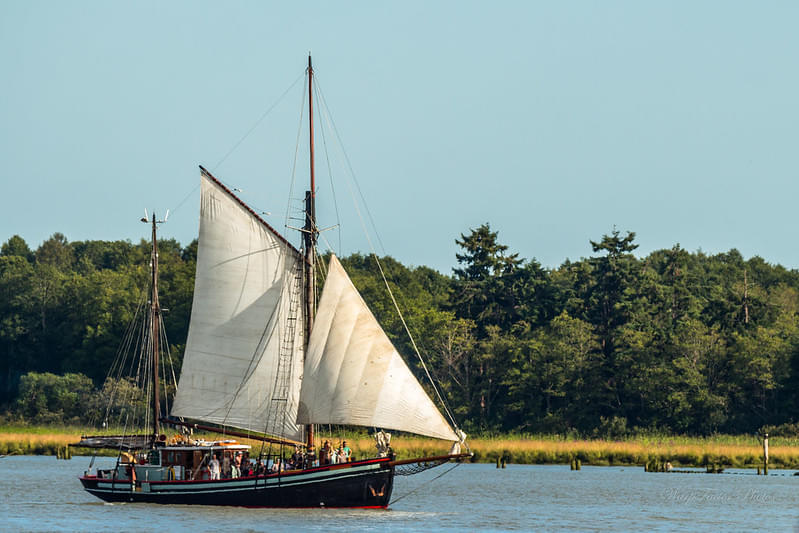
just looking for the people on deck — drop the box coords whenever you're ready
[222,453,231,479]
[209,454,220,480]
[240,458,252,477]
[307,450,319,468]
[320,441,332,465]
[292,446,304,469]
[232,452,242,478]
[342,441,351,462]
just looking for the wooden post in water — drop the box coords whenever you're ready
[763,432,769,475]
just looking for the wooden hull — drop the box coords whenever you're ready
[79,458,394,508]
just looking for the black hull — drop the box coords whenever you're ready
[79,458,394,508]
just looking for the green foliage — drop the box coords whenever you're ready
[0,235,195,405]
[3,225,799,437]
[14,372,94,424]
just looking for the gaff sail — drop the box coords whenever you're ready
[171,170,305,442]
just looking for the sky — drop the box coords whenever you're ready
[2,1,798,274]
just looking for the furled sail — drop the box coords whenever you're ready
[297,255,459,442]
[171,169,305,441]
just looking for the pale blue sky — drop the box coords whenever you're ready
[2,1,797,273]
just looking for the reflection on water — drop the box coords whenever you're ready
[2,456,797,531]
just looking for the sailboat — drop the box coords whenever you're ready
[78,57,469,508]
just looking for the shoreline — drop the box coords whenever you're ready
[2,427,797,468]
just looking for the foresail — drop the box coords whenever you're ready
[297,255,459,442]
[171,169,305,442]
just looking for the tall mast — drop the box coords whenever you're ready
[142,211,166,446]
[308,54,316,209]
[303,55,318,451]
[149,213,161,444]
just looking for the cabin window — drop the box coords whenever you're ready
[148,450,161,466]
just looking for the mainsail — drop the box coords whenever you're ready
[171,170,305,441]
[298,255,459,442]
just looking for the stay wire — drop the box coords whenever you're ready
[313,76,459,432]
[285,75,308,234]
[166,73,304,221]
[213,72,305,172]
[314,80,342,254]
[314,75,386,254]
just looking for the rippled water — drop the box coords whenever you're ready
[2,456,797,531]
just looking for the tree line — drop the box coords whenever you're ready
[2,227,798,436]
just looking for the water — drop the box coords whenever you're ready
[2,456,797,531]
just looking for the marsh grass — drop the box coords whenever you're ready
[3,425,798,468]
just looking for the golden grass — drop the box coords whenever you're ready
[306,433,799,468]
[0,431,80,455]
[3,428,798,469]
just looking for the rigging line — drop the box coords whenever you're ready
[167,73,302,221]
[317,89,459,433]
[167,183,200,219]
[375,251,458,430]
[317,231,337,259]
[101,293,145,425]
[314,247,328,287]
[314,75,386,254]
[285,75,308,235]
[318,80,461,431]
[159,313,177,417]
[389,462,463,506]
[212,72,305,172]
[314,81,342,254]
[335,143,459,431]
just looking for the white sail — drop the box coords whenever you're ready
[171,170,305,442]
[298,255,458,442]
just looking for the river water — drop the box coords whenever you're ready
[2,456,797,531]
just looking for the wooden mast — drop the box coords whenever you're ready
[303,55,317,452]
[149,213,162,444]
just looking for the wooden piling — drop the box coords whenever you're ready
[575,459,581,470]
[763,433,769,475]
